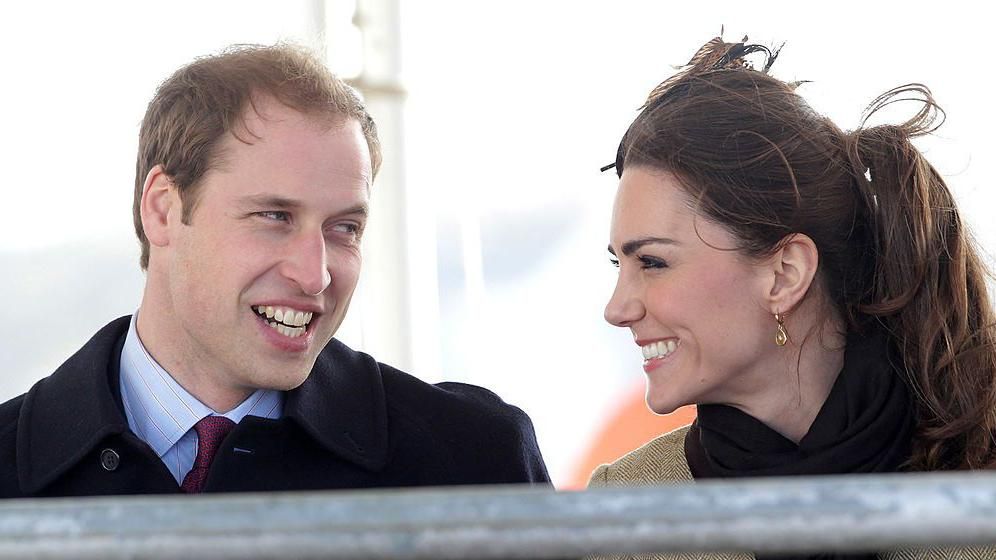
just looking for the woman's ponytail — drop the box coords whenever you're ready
[844,85,996,470]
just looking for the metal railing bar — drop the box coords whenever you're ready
[2,471,995,559]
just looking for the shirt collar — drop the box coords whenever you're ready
[119,312,283,459]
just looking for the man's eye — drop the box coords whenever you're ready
[257,211,290,222]
[329,222,362,236]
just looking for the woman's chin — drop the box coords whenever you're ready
[645,391,685,416]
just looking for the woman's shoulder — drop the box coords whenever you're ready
[586,425,994,559]
[588,424,694,487]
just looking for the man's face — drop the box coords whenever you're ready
[148,99,371,410]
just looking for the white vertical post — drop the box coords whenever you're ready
[339,0,416,372]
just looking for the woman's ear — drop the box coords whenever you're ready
[140,164,176,249]
[763,233,820,314]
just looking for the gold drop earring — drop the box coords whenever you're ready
[774,313,789,346]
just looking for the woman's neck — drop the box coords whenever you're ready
[735,314,847,444]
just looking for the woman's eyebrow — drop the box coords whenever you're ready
[608,237,680,257]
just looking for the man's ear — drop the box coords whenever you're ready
[763,233,820,314]
[140,165,177,249]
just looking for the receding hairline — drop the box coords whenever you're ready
[177,96,372,221]
[227,91,367,145]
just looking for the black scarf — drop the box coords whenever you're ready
[684,330,915,560]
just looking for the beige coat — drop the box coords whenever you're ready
[587,425,994,560]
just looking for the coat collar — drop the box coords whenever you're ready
[284,338,389,472]
[17,316,390,494]
[17,316,132,494]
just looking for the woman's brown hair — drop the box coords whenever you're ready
[610,38,996,470]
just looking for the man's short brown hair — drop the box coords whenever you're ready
[133,43,381,269]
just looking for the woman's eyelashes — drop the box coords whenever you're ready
[608,255,669,269]
[638,255,668,269]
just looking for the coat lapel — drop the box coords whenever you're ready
[17,316,132,494]
[284,338,389,472]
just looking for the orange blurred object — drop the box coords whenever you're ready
[564,382,697,489]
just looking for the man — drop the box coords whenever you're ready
[0,45,549,497]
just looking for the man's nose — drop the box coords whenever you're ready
[604,276,645,327]
[282,230,331,296]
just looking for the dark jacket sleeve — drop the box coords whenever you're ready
[0,395,26,497]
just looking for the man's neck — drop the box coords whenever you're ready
[134,299,253,413]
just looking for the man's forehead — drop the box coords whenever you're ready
[214,103,371,185]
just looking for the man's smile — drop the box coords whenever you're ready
[252,305,315,338]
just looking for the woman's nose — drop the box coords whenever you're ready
[604,277,645,327]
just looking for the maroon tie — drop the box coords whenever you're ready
[180,416,236,493]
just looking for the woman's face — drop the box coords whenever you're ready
[605,167,778,414]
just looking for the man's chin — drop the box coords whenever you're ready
[248,357,318,392]
[254,372,312,393]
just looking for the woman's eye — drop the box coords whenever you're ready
[639,256,668,269]
[609,258,620,268]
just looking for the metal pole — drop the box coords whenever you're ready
[3,472,996,559]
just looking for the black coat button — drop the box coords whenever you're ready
[100,449,120,471]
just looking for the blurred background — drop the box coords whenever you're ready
[1,1,991,488]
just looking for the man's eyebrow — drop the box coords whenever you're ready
[607,237,680,257]
[337,203,369,218]
[237,195,369,218]
[238,195,302,209]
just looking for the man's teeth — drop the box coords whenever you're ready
[642,339,677,360]
[252,306,314,337]
[272,323,306,338]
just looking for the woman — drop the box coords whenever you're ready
[589,36,996,560]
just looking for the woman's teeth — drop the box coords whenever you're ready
[642,339,677,361]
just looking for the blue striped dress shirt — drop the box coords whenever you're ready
[118,312,283,484]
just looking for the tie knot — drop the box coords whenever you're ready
[192,416,236,468]
[180,416,236,494]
